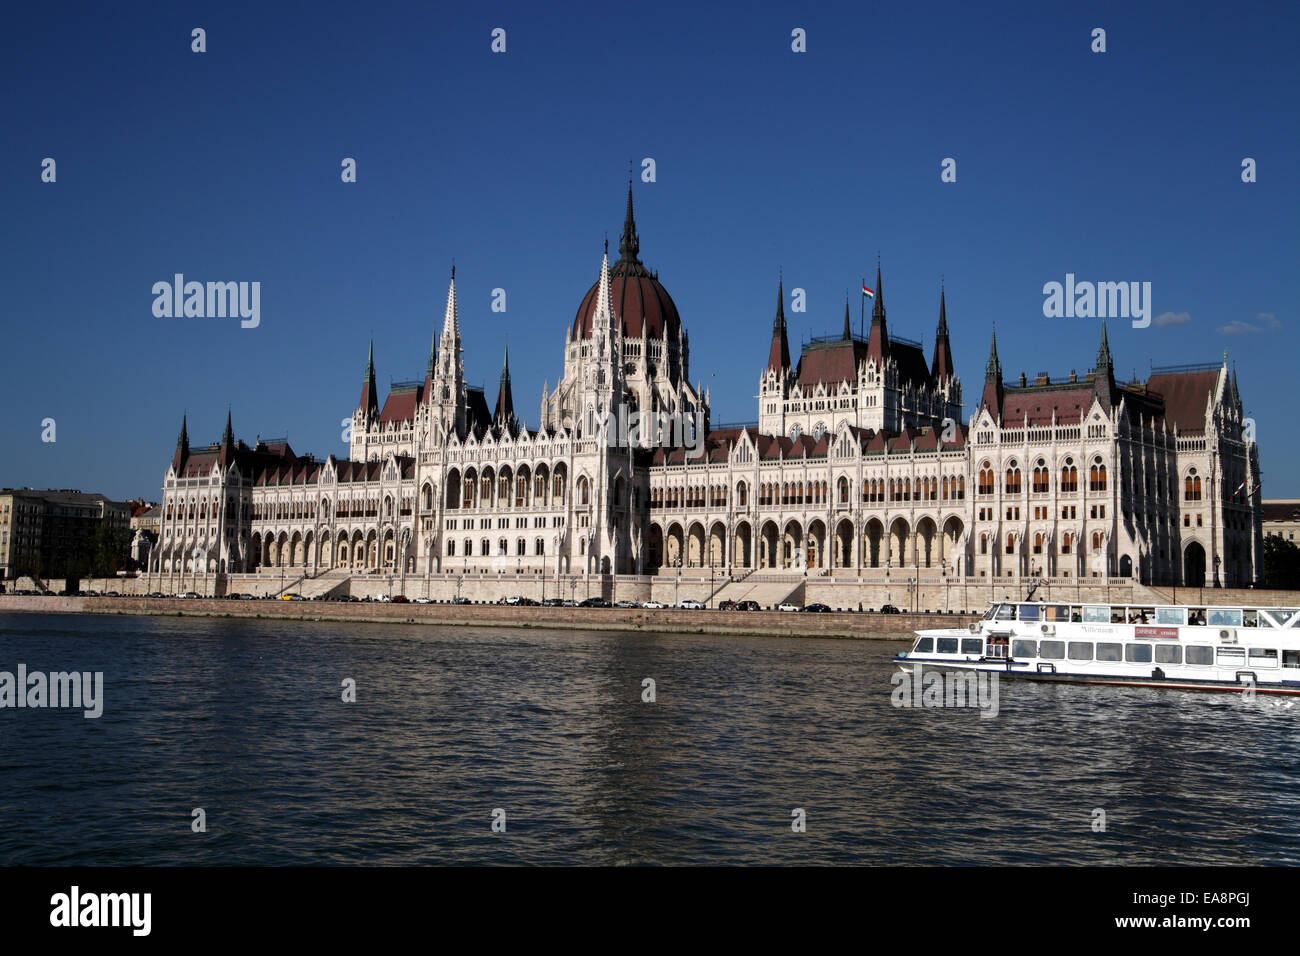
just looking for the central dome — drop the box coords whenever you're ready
[571,183,682,341]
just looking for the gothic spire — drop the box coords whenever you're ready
[979,328,1005,419]
[494,345,515,430]
[616,174,641,268]
[767,276,791,372]
[984,328,1002,384]
[843,297,852,340]
[867,263,889,361]
[931,284,954,382]
[359,339,378,414]
[172,413,190,472]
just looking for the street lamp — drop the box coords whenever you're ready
[569,578,577,605]
[674,556,681,608]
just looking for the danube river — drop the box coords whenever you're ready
[1,612,1296,865]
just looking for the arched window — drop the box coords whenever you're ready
[980,534,988,555]
[978,463,994,496]
[737,481,748,507]
[837,477,849,504]
[1005,533,1016,555]
[1061,533,1072,554]
[1185,469,1202,501]
[1090,457,1108,492]
[1033,533,1043,554]
[1032,462,1049,494]
[1005,462,1022,495]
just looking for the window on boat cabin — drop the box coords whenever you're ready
[913,637,933,653]
[1242,610,1258,628]
[1283,650,1300,668]
[1013,639,1038,657]
[1126,643,1154,663]
[1110,607,1126,624]
[1155,644,1182,664]
[1038,640,1065,660]
[1188,608,1207,626]
[936,637,959,654]
[994,605,1015,621]
[1126,607,1154,624]
[981,605,999,621]
[1082,606,1110,623]
[1096,642,1123,662]
[1043,605,1070,622]
[961,638,984,655]
[1248,648,1278,667]
[1155,607,1185,626]
[1185,645,1214,666]
[1207,608,1243,627]
[1216,647,1246,664]
[1261,609,1299,628]
[1068,641,1094,661]
[1018,603,1040,621]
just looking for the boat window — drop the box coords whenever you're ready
[1038,640,1065,660]
[1248,648,1278,667]
[1126,607,1154,624]
[1206,608,1243,627]
[1283,650,1300,668]
[1187,608,1207,626]
[1186,645,1214,666]
[1155,644,1182,664]
[1125,643,1153,663]
[1096,642,1123,662]
[981,605,999,621]
[1110,607,1127,624]
[913,637,933,653]
[1082,606,1110,623]
[1018,604,1040,621]
[961,638,984,655]
[1068,641,1094,661]
[936,637,959,654]
[1243,610,1258,627]
[1216,647,1246,664]
[994,604,1015,621]
[1012,639,1038,658]
[1043,605,1070,622]
[1155,607,1185,626]
[1260,609,1299,628]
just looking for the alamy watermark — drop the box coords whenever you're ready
[0,664,103,718]
[599,405,706,458]
[1042,273,1151,328]
[891,663,999,719]
[152,274,260,328]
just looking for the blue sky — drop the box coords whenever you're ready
[2,0,1296,500]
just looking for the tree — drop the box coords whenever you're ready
[1261,535,1300,590]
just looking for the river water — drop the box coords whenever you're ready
[0,612,1296,865]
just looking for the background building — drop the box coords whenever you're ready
[0,488,133,581]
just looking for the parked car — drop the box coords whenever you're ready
[679,599,705,610]
[737,600,760,611]
[778,602,802,612]
[518,597,539,606]
[226,592,244,600]
[240,593,257,600]
[391,595,409,603]
[718,599,737,611]
[804,603,832,613]
[641,600,666,609]
[580,597,610,607]
[179,591,200,599]
[147,591,166,598]
[614,599,638,608]
[504,595,522,605]
[414,597,433,604]
[541,597,564,607]
[879,604,901,614]
[452,596,470,605]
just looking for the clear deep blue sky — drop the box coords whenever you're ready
[3,0,1297,500]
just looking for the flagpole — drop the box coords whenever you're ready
[860,276,865,340]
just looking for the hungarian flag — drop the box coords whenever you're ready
[1232,479,1248,497]
[862,284,874,298]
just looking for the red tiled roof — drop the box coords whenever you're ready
[1146,369,1219,434]
[379,386,421,424]
[1001,387,1095,426]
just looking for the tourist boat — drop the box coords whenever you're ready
[895,600,1300,695]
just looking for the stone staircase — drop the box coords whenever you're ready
[299,569,352,600]
[711,574,806,610]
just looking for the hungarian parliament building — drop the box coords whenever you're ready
[148,184,1262,593]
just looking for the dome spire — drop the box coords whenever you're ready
[617,172,641,268]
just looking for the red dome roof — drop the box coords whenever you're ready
[572,264,681,340]
[572,180,681,341]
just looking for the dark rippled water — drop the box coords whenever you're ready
[1,611,1297,865]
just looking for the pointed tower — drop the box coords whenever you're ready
[866,264,889,362]
[494,346,516,430]
[171,414,190,472]
[980,329,1004,418]
[843,297,853,340]
[767,277,792,372]
[1093,321,1115,410]
[617,175,641,269]
[359,340,378,415]
[931,285,955,382]
[422,322,438,397]
[432,268,466,437]
[218,409,234,466]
